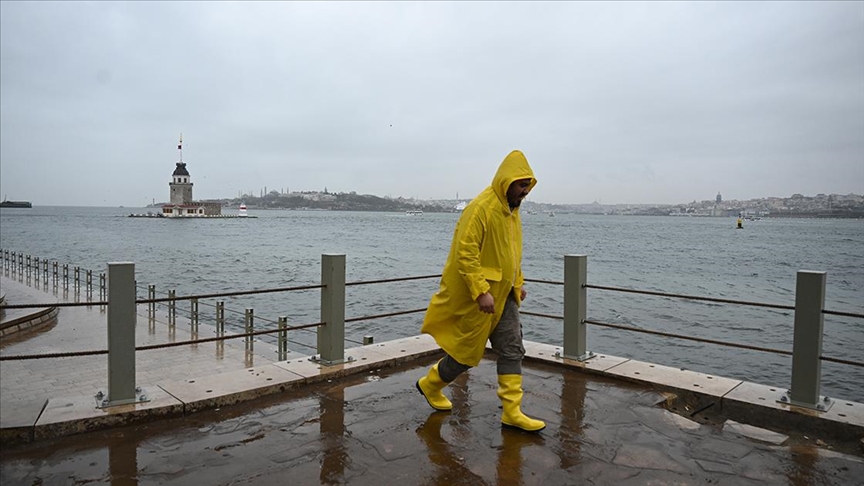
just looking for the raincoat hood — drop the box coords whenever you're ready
[492,150,537,209]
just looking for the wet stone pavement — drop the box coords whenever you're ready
[1,358,861,486]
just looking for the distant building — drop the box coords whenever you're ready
[161,137,222,218]
[716,192,722,204]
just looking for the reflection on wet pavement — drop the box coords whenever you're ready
[1,359,862,485]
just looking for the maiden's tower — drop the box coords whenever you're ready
[161,135,222,218]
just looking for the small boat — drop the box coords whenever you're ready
[454,201,467,212]
[406,209,423,216]
[238,203,248,217]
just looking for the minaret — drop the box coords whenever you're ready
[169,134,193,205]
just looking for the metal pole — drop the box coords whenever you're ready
[278,316,288,361]
[26,255,31,277]
[75,266,80,289]
[785,270,831,411]
[216,301,225,336]
[86,270,93,295]
[563,254,593,361]
[168,289,176,327]
[102,262,140,407]
[148,285,156,318]
[245,308,254,351]
[63,264,69,288]
[191,298,199,333]
[317,253,347,365]
[34,257,40,282]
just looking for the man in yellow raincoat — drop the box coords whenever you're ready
[416,149,545,433]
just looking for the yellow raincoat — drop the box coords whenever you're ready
[421,150,537,366]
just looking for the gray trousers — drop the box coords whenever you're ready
[438,294,525,382]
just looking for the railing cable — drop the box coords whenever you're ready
[346,274,440,286]
[584,284,795,311]
[0,322,324,361]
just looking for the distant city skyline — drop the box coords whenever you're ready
[1,2,862,207]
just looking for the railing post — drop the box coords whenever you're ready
[100,273,106,301]
[168,289,176,327]
[34,257,40,282]
[148,285,156,318]
[783,270,832,411]
[563,254,593,361]
[191,297,199,333]
[63,264,69,288]
[74,266,80,289]
[245,308,254,351]
[97,262,146,408]
[278,316,288,361]
[316,253,348,365]
[216,301,225,336]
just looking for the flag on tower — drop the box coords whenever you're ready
[178,133,183,150]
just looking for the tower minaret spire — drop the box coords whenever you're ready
[178,133,183,162]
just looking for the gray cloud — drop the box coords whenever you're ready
[1,1,862,206]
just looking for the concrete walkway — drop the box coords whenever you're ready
[2,272,863,485]
[2,358,863,485]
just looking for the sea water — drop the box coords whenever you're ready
[1,206,863,402]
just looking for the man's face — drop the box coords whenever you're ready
[507,178,533,208]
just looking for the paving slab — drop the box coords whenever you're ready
[34,386,184,441]
[602,358,743,397]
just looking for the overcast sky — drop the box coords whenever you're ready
[1,1,862,207]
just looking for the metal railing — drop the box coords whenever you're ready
[2,249,861,413]
[523,254,863,412]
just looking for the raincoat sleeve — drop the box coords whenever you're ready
[455,210,491,301]
[514,266,525,305]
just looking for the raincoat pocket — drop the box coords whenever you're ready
[481,267,502,282]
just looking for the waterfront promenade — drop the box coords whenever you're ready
[1,272,863,484]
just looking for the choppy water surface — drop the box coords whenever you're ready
[2,206,862,401]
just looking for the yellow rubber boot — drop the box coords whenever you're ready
[497,374,546,432]
[416,361,453,411]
